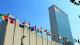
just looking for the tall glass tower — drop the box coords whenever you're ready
[48,5,73,45]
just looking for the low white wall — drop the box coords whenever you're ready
[4,22,62,45]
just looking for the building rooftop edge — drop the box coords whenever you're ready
[48,5,68,17]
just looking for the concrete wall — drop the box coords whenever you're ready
[2,19,62,45]
[3,19,15,45]
[0,21,7,45]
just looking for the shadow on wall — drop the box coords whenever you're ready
[0,20,8,45]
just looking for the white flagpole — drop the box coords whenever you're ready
[41,31,43,45]
[36,30,37,45]
[21,21,26,45]
[44,29,48,45]
[12,17,16,45]
[51,34,52,45]
[47,32,48,45]
[29,23,30,45]
[35,25,37,45]
[37,26,43,45]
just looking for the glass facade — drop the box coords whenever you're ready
[55,7,72,39]
[49,5,73,45]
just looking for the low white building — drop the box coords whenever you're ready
[0,14,62,45]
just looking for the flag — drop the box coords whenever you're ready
[34,25,36,31]
[9,17,16,24]
[36,28,42,33]
[39,26,42,33]
[44,29,51,36]
[19,23,24,28]
[2,15,8,21]
[44,29,48,35]
[23,22,30,27]
[78,39,80,43]
[36,26,42,33]
[0,15,9,25]
[29,27,35,31]
[47,32,51,36]
[0,15,8,21]
[28,25,36,31]
[44,29,47,32]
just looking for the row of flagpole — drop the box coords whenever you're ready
[1,14,80,45]
[27,25,52,45]
[17,21,80,45]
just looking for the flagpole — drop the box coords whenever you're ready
[29,27,30,45]
[41,32,43,45]
[29,23,30,45]
[51,34,52,45]
[47,32,48,45]
[35,26,37,45]
[40,27,43,45]
[44,29,48,45]
[36,30,37,45]
[21,21,26,45]
[12,18,16,45]
[22,21,25,37]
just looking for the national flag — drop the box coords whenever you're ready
[38,26,42,33]
[36,29,39,32]
[34,25,36,31]
[78,39,80,43]
[0,15,8,21]
[0,15,9,25]
[9,17,16,24]
[28,25,36,31]
[29,27,35,31]
[19,23,24,28]
[23,22,30,27]
[47,32,51,36]
[2,15,8,21]
[36,28,42,33]
[44,29,47,32]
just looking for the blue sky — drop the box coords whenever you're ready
[0,0,80,40]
